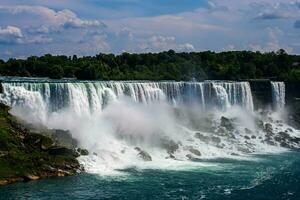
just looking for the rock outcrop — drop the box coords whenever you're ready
[220,116,234,131]
[135,147,152,161]
[160,137,179,154]
[188,148,201,156]
[0,103,83,186]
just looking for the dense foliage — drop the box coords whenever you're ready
[0,49,300,81]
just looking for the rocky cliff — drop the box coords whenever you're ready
[0,103,84,186]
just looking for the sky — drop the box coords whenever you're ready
[0,0,300,59]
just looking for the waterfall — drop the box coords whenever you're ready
[211,82,254,111]
[1,77,299,174]
[0,80,254,119]
[271,81,285,110]
[212,84,230,111]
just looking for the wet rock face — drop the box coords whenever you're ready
[0,103,83,186]
[194,117,215,132]
[24,133,54,150]
[211,136,221,144]
[77,148,89,156]
[220,117,234,131]
[245,128,253,134]
[160,137,179,154]
[186,154,194,160]
[52,129,78,149]
[274,132,300,148]
[194,132,221,144]
[194,132,210,143]
[255,118,264,130]
[264,123,273,135]
[135,147,152,161]
[47,147,79,157]
[244,135,250,140]
[188,148,201,156]
[287,98,300,129]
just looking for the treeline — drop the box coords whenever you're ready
[0,49,299,81]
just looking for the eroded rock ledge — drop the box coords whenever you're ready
[0,103,85,186]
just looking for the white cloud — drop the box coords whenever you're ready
[178,43,195,52]
[248,27,293,53]
[137,35,195,53]
[0,26,23,44]
[0,25,53,45]
[0,5,105,31]
[24,35,53,44]
[138,35,176,52]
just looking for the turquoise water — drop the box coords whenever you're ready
[1,152,300,200]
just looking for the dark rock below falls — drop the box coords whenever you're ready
[0,103,83,186]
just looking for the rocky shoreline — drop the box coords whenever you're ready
[0,103,86,186]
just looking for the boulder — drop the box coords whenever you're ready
[41,164,57,172]
[245,128,253,134]
[186,154,194,160]
[185,154,201,161]
[166,153,176,159]
[77,148,89,156]
[160,138,179,154]
[217,127,227,134]
[264,123,273,135]
[189,148,201,156]
[264,139,276,146]
[211,136,221,144]
[41,137,55,150]
[0,150,8,158]
[286,128,293,132]
[244,135,250,140]
[134,147,152,161]
[169,154,176,159]
[23,174,40,182]
[0,180,8,186]
[220,117,234,131]
[237,146,252,153]
[255,119,264,129]
[194,132,210,143]
[274,132,300,148]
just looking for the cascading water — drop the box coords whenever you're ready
[271,81,285,110]
[0,80,254,116]
[0,78,299,175]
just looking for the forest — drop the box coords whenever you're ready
[0,49,299,81]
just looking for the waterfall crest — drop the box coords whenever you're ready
[0,80,254,118]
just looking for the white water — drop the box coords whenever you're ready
[0,80,298,175]
[0,81,254,117]
[271,81,285,110]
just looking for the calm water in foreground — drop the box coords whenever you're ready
[0,151,299,200]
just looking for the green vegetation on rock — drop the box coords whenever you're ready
[0,103,83,186]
